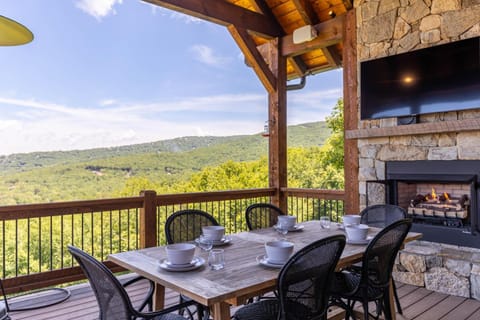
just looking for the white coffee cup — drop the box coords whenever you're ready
[345,224,369,241]
[343,215,361,226]
[202,226,225,241]
[165,243,196,265]
[265,240,294,264]
[277,215,297,229]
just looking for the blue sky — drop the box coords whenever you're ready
[0,0,343,156]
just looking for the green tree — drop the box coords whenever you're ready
[322,98,344,171]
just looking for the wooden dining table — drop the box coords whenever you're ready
[108,220,421,320]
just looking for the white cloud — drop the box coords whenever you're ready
[143,4,204,24]
[99,99,117,106]
[169,11,203,24]
[0,93,267,155]
[287,88,342,125]
[75,0,123,20]
[190,45,231,67]
[0,85,342,156]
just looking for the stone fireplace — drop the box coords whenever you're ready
[353,0,480,300]
[384,160,480,247]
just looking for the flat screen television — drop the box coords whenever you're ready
[360,36,480,120]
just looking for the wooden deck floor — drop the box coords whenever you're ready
[8,277,480,320]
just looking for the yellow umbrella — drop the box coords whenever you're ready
[0,15,34,46]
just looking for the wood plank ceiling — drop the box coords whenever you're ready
[143,0,352,87]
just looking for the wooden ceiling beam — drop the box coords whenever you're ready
[288,56,308,77]
[228,25,277,93]
[257,14,344,58]
[281,14,344,57]
[323,46,343,68]
[143,0,283,38]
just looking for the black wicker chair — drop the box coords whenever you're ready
[233,234,346,320]
[245,203,286,231]
[359,204,407,314]
[165,209,219,245]
[360,204,407,228]
[165,209,219,320]
[67,245,193,320]
[329,219,412,320]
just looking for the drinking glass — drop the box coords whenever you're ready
[275,221,289,240]
[320,216,331,229]
[208,249,225,270]
[197,235,213,253]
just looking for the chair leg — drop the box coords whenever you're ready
[362,299,369,320]
[392,280,403,314]
[383,292,393,320]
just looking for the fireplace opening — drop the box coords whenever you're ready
[399,182,470,227]
[370,160,480,248]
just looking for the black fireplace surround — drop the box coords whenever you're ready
[385,160,480,248]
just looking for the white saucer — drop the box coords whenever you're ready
[256,255,284,269]
[158,256,205,272]
[195,236,232,246]
[346,236,373,245]
[274,224,304,232]
[288,224,304,232]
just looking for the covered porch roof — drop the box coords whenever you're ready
[145,0,351,85]
[143,0,360,213]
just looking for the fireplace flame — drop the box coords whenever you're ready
[431,188,437,200]
[444,192,450,201]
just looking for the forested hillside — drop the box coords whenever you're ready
[0,120,338,205]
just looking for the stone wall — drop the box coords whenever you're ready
[355,0,480,299]
[394,241,480,298]
[356,0,480,208]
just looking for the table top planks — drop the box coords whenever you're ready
[108,220,422,309]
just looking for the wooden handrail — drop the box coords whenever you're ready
[283,188,345,200]
[0,196,144,220]
[0,187,344,294]
[155,188,276,205]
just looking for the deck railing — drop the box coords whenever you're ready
[0,188,344,294]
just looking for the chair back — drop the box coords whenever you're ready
[67,245,135,320]
[360,204,407,228]
[361,219,412,290]
[245,203,285,230]
[277,235,346,320]
[165,209,219,244]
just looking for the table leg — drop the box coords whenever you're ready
[211,301,231,320]
[153,283,165,311]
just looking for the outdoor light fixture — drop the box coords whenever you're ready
[292,25,317,44]
[0,15,34,46]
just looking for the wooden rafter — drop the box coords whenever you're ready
[291,0,318,25]
[323,46,342,68]
[228,25,277,93]
[343,0,354,10]
[143,0,283,38]
[288,57,308,77]
[250,0,284,35]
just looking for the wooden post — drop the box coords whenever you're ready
[140,190,157,248]
[343,9,360,214]
[266,38,288,213]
